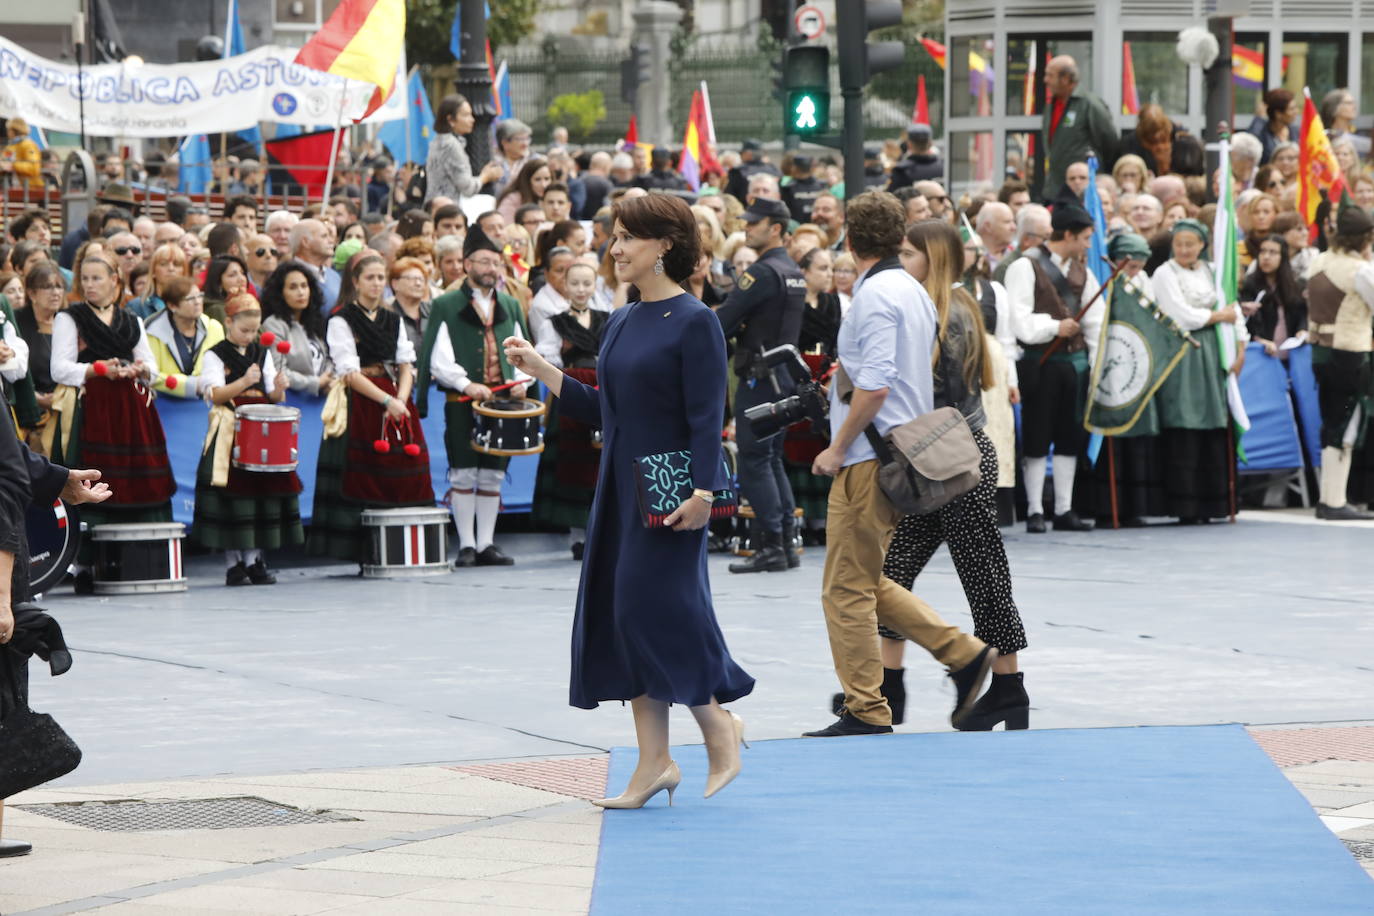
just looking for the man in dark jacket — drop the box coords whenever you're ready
[1036,56,1116,203]
[781,155,828,222]
[636,148,689,192]
[887,123,943,190]
[0,427,111,857]
[725,140,782,203]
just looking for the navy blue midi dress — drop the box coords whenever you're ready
[558,294,755,709]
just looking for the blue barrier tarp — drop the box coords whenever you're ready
[1237,342,1304,473]
[154,387,537,528]
[1286,343,1324,468]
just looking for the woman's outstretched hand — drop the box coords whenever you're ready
[503,337,560,395]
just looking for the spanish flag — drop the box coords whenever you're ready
[293,0,405,121]
[678,89,721,191]
[919,37,947,70]
[1298,86,1349,231]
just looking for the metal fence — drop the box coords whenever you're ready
[496,38,946,149]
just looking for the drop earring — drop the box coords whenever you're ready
[653,254,665,276]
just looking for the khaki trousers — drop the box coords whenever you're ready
[822,460,985,726]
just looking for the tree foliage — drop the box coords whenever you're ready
[405,0,542,70]
[547,90,607,141]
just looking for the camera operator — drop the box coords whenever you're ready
[716,198,806,574]
[804,192,995,738]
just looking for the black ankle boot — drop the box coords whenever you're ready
[782,518,802,569]
[729,531,788,573]
[955,671,1030,731]
[829,668,906,724]
[882,667,906,726]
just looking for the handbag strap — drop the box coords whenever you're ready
[864,424,896,466]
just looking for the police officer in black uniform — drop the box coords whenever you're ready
[715,198,806,573]
[725,140,782,204]
[781,155,827,223]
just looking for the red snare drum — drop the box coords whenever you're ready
[232,404,300,472]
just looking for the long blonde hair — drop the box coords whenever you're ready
[904,219,995,392]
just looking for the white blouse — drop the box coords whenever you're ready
[51,310,156,387]
[1,314,29,383]
[325,311,416,376]
[201,348,279,396]
[1153,260,1249,344]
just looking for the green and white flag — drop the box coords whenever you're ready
[1085,275,1193,436]
[1212,136,1251,441]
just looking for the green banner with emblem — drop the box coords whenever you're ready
[1084,276,1195,436]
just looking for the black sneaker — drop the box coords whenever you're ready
[802,712,894,738]
[455,547,477,568]
[225,563,250,587]
[73,569,95,595]
[476,544,514,566]
[246,560,277,585]
[949,646,998,728]
[1316,503,1374,520]
[1025,514,1046,534]
[1052,510,1094,531]
[570,542,584,561]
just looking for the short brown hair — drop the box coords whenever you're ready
[161,275,195,308]
[845,191,906,260]
[611,193,701,283]
[398,237,435,261]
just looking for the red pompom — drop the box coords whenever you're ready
[259,331,276,347]
[372,439,391,454]
[403,443,421,457]
[165,375,178,390]
[275,340,291,355]
[92,360,108,377]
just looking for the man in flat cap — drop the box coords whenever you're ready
[1003,204,1105,532]
[417,224,532,566]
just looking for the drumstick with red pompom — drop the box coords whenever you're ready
[455,379,526,403]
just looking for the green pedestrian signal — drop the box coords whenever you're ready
[788,90,827,134]
[783,45,830,137]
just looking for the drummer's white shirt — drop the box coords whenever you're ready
[429,286,531,393]
[200,348,278,396]
[50,310,156,387]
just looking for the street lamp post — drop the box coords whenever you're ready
[455,0,495,173]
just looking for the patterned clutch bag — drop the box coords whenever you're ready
[632,449,738,528]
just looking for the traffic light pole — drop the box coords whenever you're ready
[455,0,494,172]
[841,83,864,202]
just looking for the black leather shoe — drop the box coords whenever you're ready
[1025,514,1046,533]
[1316,503,1374,520]
[225,562,250,587]
[956,671,1030,731]
[74,569,95,595]
[476,544,514,566]
[1052,510,1094,531]
[0,839,32,857]
[729,531,788,573]
[570,542,584,560]
[949,646,998,728]
[246,560,277,585]
[455,547,477,568]
[802,712,894,738]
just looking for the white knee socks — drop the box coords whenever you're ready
[1320,446,1351,508]
[1052,454,1078,516]
[1024,456,1047,517]
[450,491,477,550]
[475,495,501,551]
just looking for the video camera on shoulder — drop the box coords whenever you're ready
[743,344,829,440]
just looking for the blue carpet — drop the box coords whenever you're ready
[592,725,1373,914]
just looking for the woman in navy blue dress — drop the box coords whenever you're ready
[505,194,753,808]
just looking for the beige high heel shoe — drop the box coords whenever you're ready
[593,761,681,809]
[704,711,748,799]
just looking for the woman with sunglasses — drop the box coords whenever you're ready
[144,276,224,398]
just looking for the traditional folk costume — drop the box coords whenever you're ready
[784,290,841,539]
[194,337,304,583]
[49,302,176,576]
[1152,221,1247,523]
[1002,206,1104,531]
[531,302,607,555]
[967,272,1020,521]
[1305,211,1374,519]
[416,227,531,566]
[307,301,433,562]
[0,296,35,437]
[1085,237,1169,525]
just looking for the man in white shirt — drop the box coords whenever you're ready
[803,191,994,738]
[416,226,531,567]
[1002,204,1104,532]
